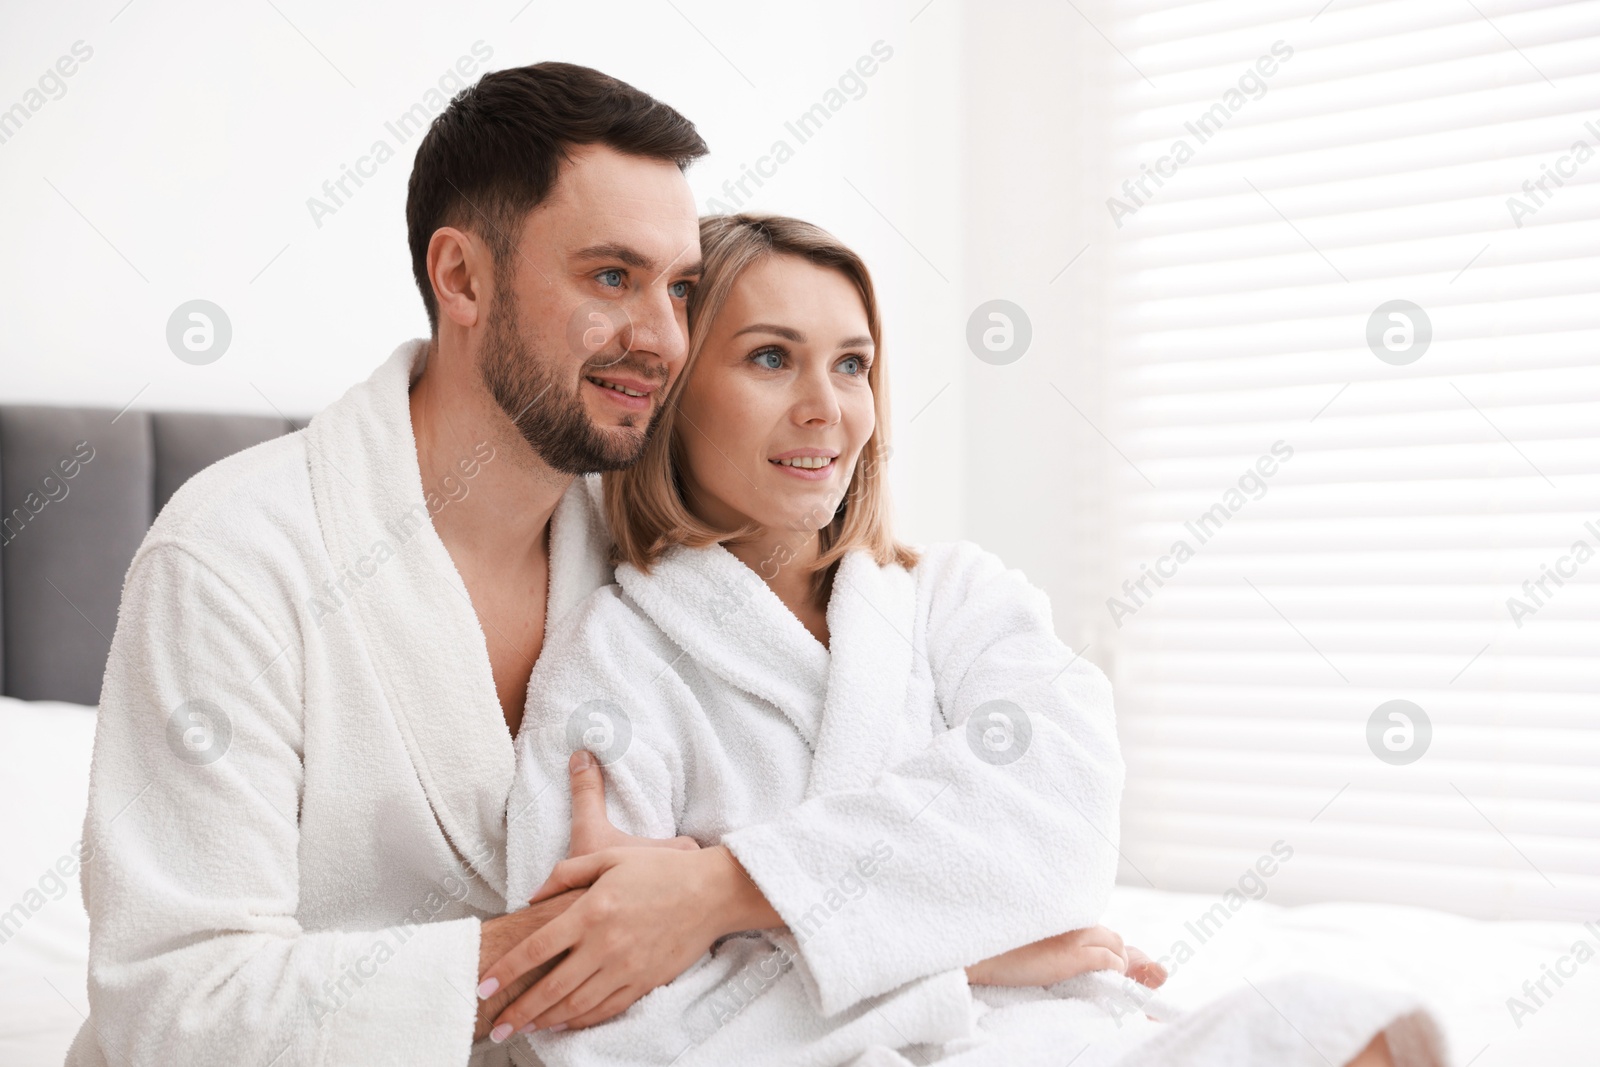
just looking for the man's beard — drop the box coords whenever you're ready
[478,294,667,476]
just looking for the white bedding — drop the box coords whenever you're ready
[1,696,1593,1067]
[0,698,97,1067]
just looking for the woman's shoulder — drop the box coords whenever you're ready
[907,539,1017,586]
[905,540,1053,625]
[837,539,1029,603]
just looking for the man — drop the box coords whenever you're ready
[69,63,770,1066]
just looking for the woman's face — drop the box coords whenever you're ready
[674,254,876,541]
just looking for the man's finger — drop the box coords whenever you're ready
[566,750,609,856]
[529,853,611,905]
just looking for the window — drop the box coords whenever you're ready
[1101,0,1600,921]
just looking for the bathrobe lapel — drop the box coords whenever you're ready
[617,544,830,748]
[304,340,610,901]
[617,546,916,782]
[806,551,918,797]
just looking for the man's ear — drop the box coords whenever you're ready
[428,226,489,330]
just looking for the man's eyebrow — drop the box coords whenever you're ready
[571,243,654,270]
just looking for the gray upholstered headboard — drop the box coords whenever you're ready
[0,406,309,706]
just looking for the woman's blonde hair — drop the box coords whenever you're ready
[603,213,917,583]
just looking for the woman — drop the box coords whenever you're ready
[485,215,1441,1066]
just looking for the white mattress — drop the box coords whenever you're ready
[2,697,1594,1066]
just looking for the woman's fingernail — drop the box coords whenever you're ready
[546,1024,568,1033]
[517,1023,538,1034]
[570,750,594,773]
[489,1023,514,1043]
[477,977,499,1000]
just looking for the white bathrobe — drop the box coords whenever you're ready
[505,539,1131,1065]
[506,544,1451,1067]
[68,340,616,1067]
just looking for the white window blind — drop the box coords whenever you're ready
[1101,0,1600,921]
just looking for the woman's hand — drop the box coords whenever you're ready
[479,844,766,1039]
[965,926,1167,989]
[564,750,700,856]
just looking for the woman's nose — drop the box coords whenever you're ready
[792,370,842,426]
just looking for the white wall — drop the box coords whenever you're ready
[0,0,968,543]
[957,0,1119,656]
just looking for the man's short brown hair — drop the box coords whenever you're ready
[405,61,708,334]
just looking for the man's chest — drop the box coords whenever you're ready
[464,565,549,738]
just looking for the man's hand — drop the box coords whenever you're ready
[475,889,584,1041]
[964,926,1168,989]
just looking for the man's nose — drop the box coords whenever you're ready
[621,284,689,374]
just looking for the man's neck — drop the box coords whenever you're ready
[408,340,570,571]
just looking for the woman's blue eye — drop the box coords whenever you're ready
[752,347,784,369]
[597,269,624,288]
[670,280,692,299]
[840,355,865,375]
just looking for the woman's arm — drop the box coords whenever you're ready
[718,542,1125,1015]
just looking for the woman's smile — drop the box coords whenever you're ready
[769,448,840,481]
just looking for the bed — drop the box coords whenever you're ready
[0,405,1593,1066]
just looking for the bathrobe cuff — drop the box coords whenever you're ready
[763,926,973,1033]
[723,821,935,1018]
[312,915,483,1064]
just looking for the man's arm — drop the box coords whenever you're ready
[80,544,481,1064]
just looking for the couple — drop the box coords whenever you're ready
[69,62,1441,1066]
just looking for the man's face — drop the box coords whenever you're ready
[478,143,701,475]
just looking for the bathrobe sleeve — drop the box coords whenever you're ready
[722,541,1126,1017]
[78,543,480,1066]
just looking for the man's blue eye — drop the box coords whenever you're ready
[598,269,624,288]
[670,280,692,299]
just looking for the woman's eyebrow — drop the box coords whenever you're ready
[731,325,874,349]
[733,323,804,342]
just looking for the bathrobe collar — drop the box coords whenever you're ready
[304,340,611,901]
[615,543,917,793]
[617,543,830,747]
[808,551,918,797]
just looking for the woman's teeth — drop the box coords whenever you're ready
[775,456,832,469]
[588,376,646,397]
